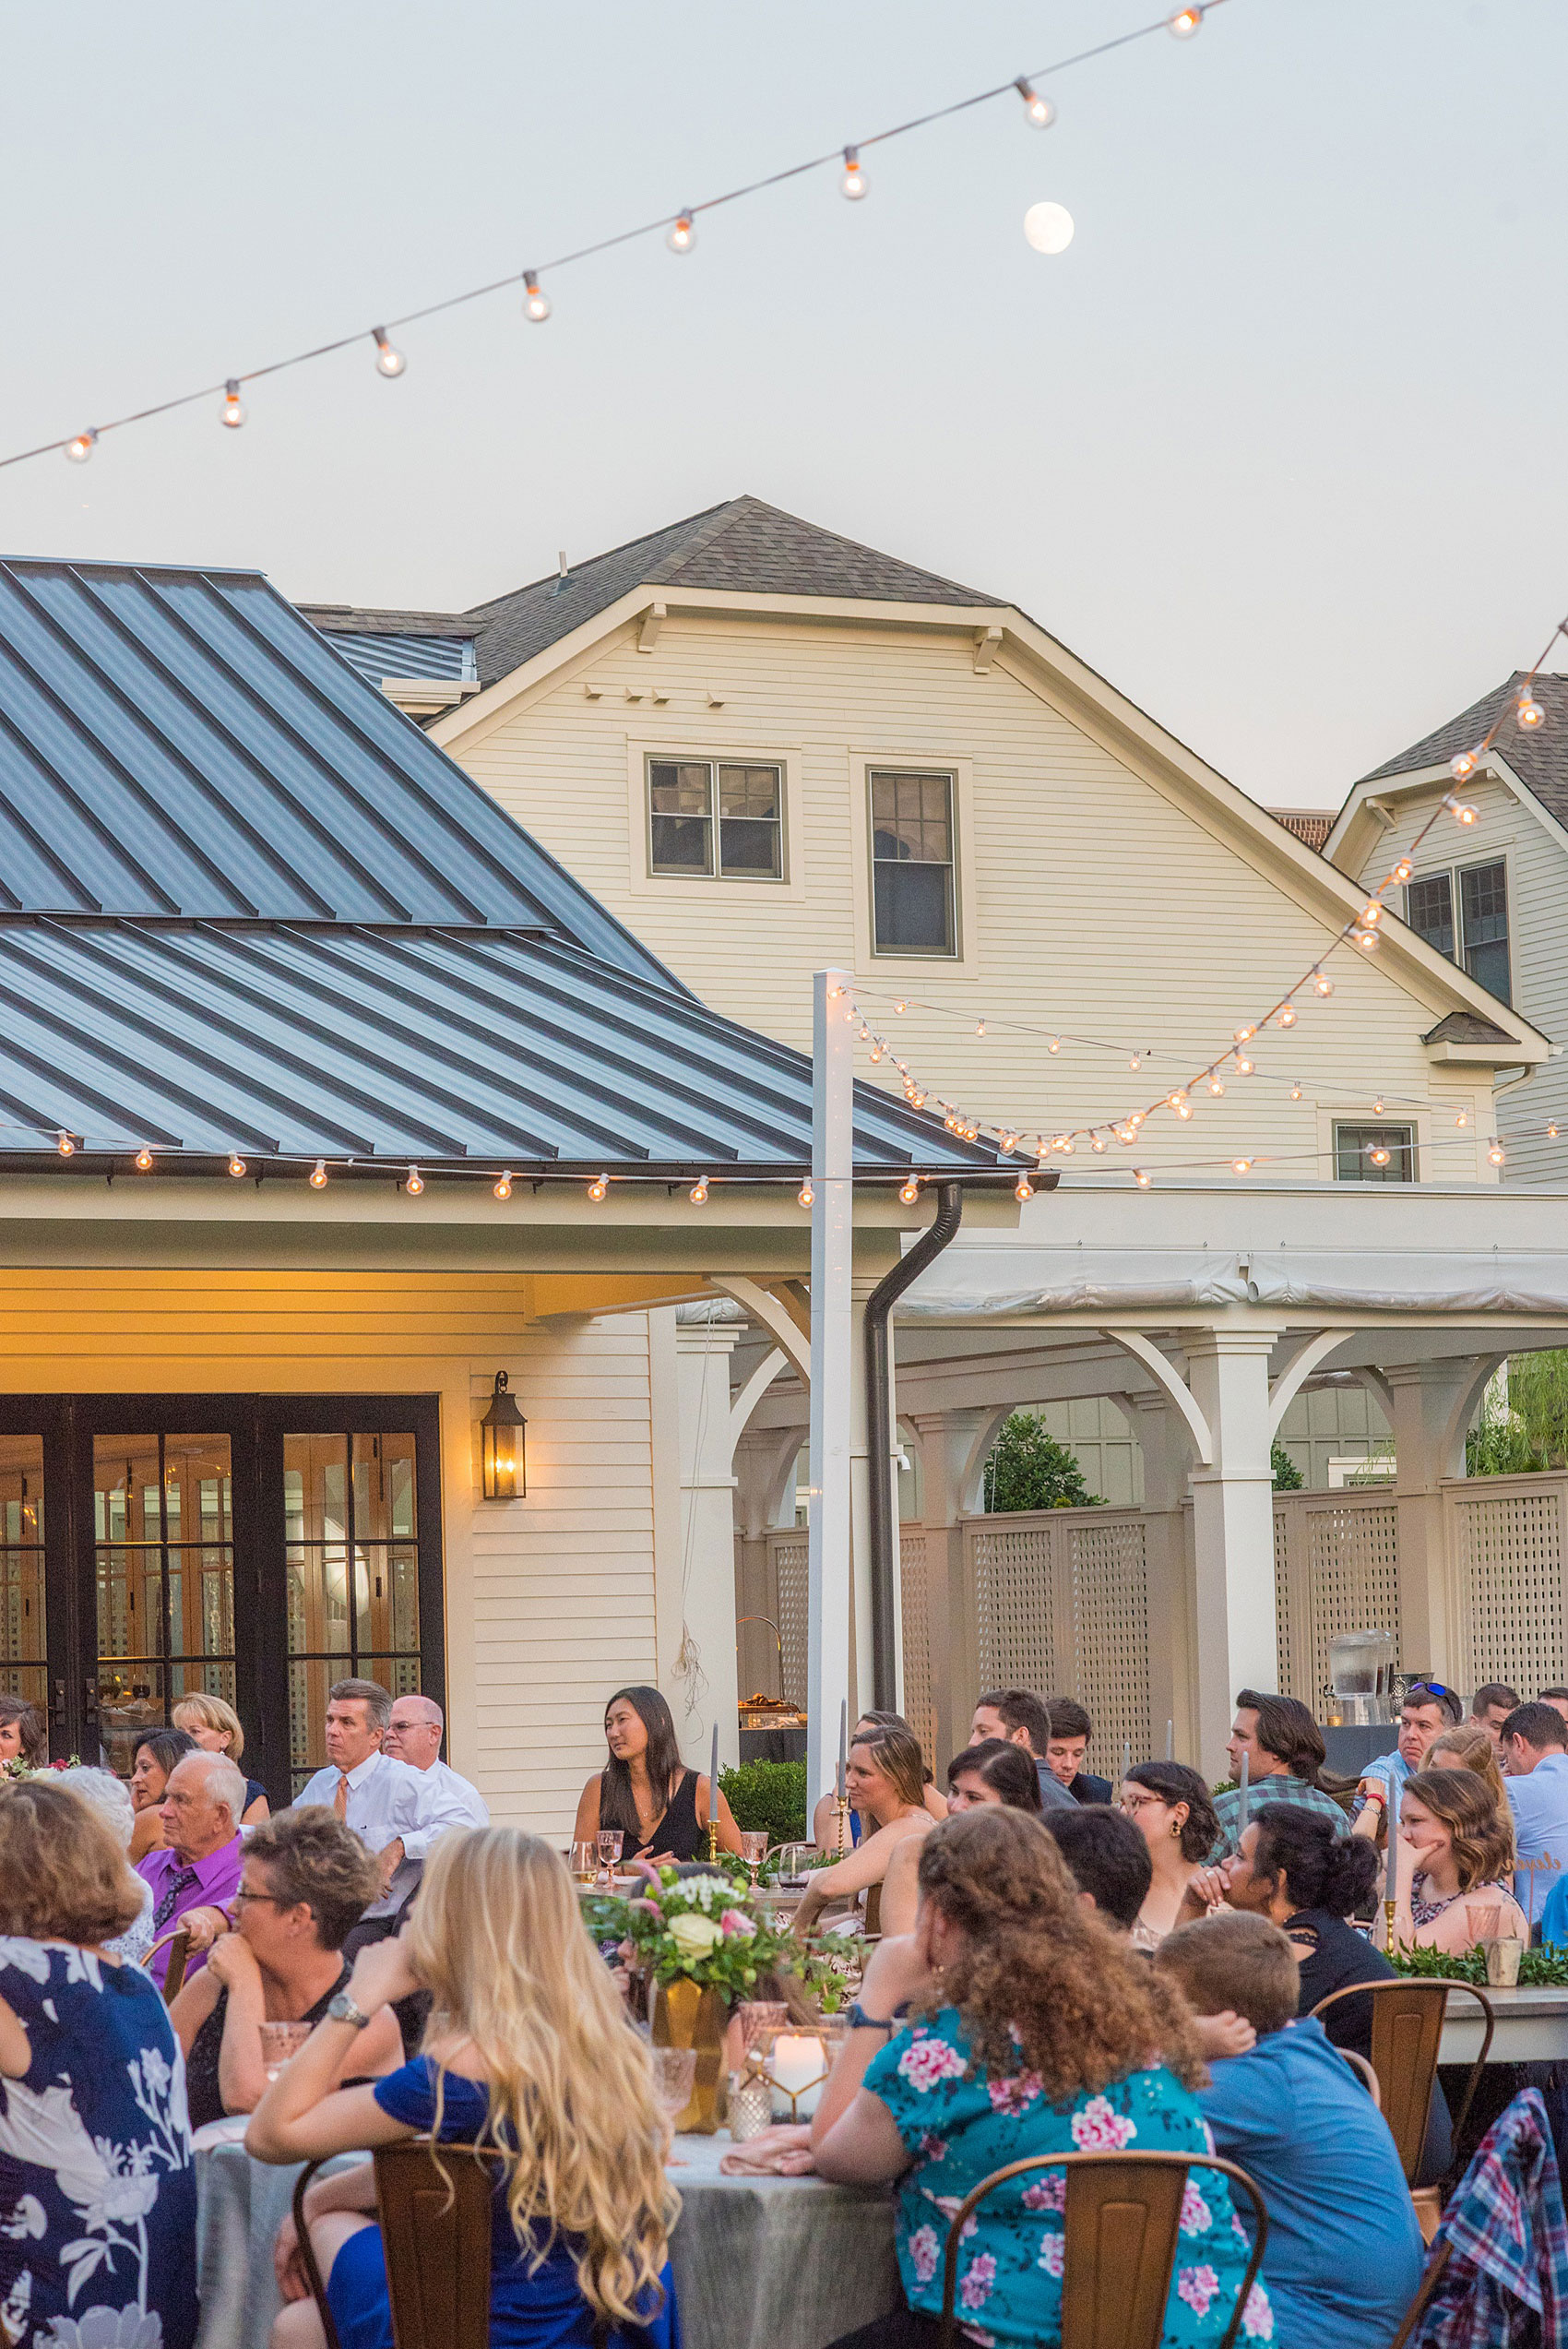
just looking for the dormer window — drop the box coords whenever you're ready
[1405,859,1510,1005]
[647,758,784,880]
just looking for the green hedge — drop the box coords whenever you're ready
[719,1759,807,1845]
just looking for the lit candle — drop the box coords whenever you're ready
[767,2032,826,2119]
[1238,1749,1250,1837]
[837,1697,848,1801]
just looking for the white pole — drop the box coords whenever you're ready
[807,967,854,1821]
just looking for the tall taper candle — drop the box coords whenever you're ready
[837,1698,848,1801]
[1122,1735,1131,1785]
[1385,1772,1400,1937]
[1166,1720,1174,1761]
[1238,1748,1250,1836]
[709,1721,720,1859]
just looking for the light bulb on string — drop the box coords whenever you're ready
[1450,750,1479,782]
[1313,972,1334,996]
[229,1153,245,1177]
[1014,1173,1033,1201]
[1455,1112,1468,1127]
[220,380,245,430]
[56,1132,75,1156]
[899,1176,921,1205]
[373,328,407,376]
[1550,1126,1561,1141]
[1290,1083,1302,1102]
[310,1159,327,1188]
[1372,1098,1384,1116]
[1369,1146,1391,1167]
[976,1019,987,1037]
[1091,1135,1109,1151]
[65,430,97,463]
[689,1174,709,1205]
[135,1147,153,1171]
[493,1170,513,1200]
[1356,930,1379,951]
[667,211,695,254]
[1360,902,1384,926]
[1277,1006,1298,1028]
[1168,5,1203,32]
[893,999,907,1015]
[999,1130,1019,1155]
[1236,1055,1253,1076]
[797,1178,814,1208]
[1014,78,1056,128]
[1167,1091,1187,1113]
[1451,800,1479,825]
[1394,860,1413,884]
[405,1166,423,1195]
[1047,1036,1061,1054]
[588,1173,609,1201]
[869,1044,885,1064]
[1234,1026,1255,1044]
[1232,1158,1253,1174]
[1134,1168,1152,1188]
[522,273,552,323]
[839,146,868,199]
[1489,1143,1505,1166]
[1519,694,1545,730]
[1208,1076,1225,1096]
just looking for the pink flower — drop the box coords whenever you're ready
[1242,2283,1275,2340]
[1036,2228,1065,2279]
[987,2070,1044,2116]
[1180,2181,1213,2235]
[1176,2265,1220,2319]
[1022,2174,1067,2213]
[918,2133,949,2161]
[628,1898,662,1918]
[958,2253,997,2312]
[908,2225,941,2285]
[1070,2096,1136,2153]
[898,2035,968,2093]
[719,1909,755,1938]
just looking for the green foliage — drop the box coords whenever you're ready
[981,1412,1105,1512]
[1270,1439,1304,1492]
[615,1867,795,1996]
[719,1759,806,1844]
[1387,1940,1568,1986]
[1507,1351,1568,1469]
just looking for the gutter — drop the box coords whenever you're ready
[863,1180,965,1708]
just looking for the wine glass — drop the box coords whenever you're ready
[258,2021,313,2082]
[569,1840,598,1886]
[596,1828,624,1885]
[650,2045,696,2137]
[739,1830,769,1888]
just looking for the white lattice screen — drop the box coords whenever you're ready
[768,1533,809,1710]
[897,1531,936,1763]
[1274,1505,1291,1695]
[1273,1492,1400,1710]
[971,1508,1149,1778]
[1450,1479,1568,1696]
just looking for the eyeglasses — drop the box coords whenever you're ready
[231,1889,286,1909]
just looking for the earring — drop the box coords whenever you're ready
[1170,1822,1182,1840]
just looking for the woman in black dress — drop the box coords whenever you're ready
[571,1686,743,1865]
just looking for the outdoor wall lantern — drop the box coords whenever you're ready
[480,1371,527,1500]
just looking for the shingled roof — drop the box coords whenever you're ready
[1362,674,1568,829]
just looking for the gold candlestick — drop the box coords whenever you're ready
[835,1794,849,1856]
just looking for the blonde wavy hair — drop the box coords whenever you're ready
[1427,1721,1509,1815]
[406,1827,678,2325]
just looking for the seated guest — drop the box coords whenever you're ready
[1428,1719,1511,1811]
[172,1808,401,2131]
[1500,1701,1568,1926]
[794,1725,934,1939]
[128,1723,198,1860]
[1212,1689,1348,1855]
[1042,1698,1111,1805]
[1471,1681,1521,1749]
[250,1828,679,2349]
[812,1710,947,1851]
[293,1680,431,1917]
[1041,1803,1152,1933]
[968,1688,1075,1811]
[0,1691,46,1767]
[1539,1687,1568,1729]
[573,1685,742,1866]
[944,1739,1042,1813]
[1118,1761,1220,1948]
[1352,1681,1460,1834]
[172,1691,270,1823]
[811,1809,1266,2349]
[58,1762,157,1965]
[1156,1911,1424,2349]
[1386,1766,1527,1953]
[382,1693,490,1838]
[0,1779,198,2349]
[137,1750,247,1988]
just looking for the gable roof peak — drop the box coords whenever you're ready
[1358,671,1568,835]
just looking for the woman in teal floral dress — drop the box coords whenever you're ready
[812,1807,1269,2349]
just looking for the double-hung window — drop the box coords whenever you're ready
[869,769,957,956]
[1405,873,1455,960]
[647,758,784,880]
[1404,860,1510,1005]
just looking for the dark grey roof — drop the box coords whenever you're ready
[0,915,998,1174]
[0,556,673,986]
[1362,674,1568,829]
[456,496,999,686]
[1422,1009,1519,1046]
[296,606,474,638]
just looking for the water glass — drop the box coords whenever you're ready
[258,2021,314,2082]
[650,2045,697,2130]
[596,1829,624,1884]
[570,1840,598,1885]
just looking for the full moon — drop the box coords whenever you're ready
[1023,201,1075,255]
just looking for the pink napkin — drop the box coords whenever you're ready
[719,2124,817,2176]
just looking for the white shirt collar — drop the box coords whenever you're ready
[341,1752,384,1788]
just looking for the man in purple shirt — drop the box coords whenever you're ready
[137,1750,246,1989]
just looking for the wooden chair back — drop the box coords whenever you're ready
[291,2141,504,2349]
[1390,2240,1452,2349]
[1338,2047,1382,2107]
[147,1927,191,2006]
[1310,1978,1494,2184]
[862,1881,882,1938]
[938,2150,1268,2349]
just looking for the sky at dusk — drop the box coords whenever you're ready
[4,0,1563,808]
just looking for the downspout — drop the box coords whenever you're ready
[864,1181,964,1709]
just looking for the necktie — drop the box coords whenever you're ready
[334,1774,350,1820]
[152,1866,199,1933]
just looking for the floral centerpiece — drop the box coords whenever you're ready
[1,1756,76,1783]
[620,1866,794,1997]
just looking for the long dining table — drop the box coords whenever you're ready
[1439,1982,1568,2064]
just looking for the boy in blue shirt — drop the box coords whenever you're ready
[1156,1910,1424,2349]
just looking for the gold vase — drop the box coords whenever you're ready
[652,1975,728,2134]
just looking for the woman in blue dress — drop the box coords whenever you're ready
[0,1777,197,2349]
[811,1806,1270,2349]
[248,1826,680,2349]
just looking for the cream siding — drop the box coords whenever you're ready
[1348,773,1568,1183]
[452,612,1501,1183]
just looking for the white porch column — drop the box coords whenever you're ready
[1124,1395,1198,1767]
[670,1320,743,1771]
[807,967,854,1816]
[1361,1355,1500,1687]
[1185,1330,1279,1781]
[907,1406,1004,1771]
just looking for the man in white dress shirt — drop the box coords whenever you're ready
[383,1694,489,1842]
[292,1677,430,1914]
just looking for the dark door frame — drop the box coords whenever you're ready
[0,1393,444,1807]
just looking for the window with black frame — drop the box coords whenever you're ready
[92,1432,235,1778]
[1334,1122,1417,1183]
[0,1437,45,1711]
[285,1430,422,1792]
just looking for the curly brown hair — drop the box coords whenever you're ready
[915,1807,1206,2097]
[244,1806,381,1949]
[0,1780,144,1945]
[1405,1765,1515,1890]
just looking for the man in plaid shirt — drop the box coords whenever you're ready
[1210,1689,1349,1857]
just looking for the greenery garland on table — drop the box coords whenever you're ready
[1387,1941,1568,1986]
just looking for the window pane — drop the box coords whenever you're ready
[871,770,953,864]
[873,862,956,956]
[94,1434,232,1759]
[1461,862,1510,1003]
[649,762,713,875]
[650,814,712,873]
[0,1435,45,1708]
[1406,873,1455,960]
[718,765,783,878]
[287,1544,352,1660]
[1334,1123,1416,1183]
[719,818,782,876]
[718,764,779,821]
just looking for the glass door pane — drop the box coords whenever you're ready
[0,1435,46,1709]
[284,1430,421,1792]
[93,1431,234,1776]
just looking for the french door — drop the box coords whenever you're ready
[0,1395,444,1806]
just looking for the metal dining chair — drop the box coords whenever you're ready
[937,2149,1269,2349]
[1310,1978,1494,2186]
[146,1927,191,2006]
[292,2140,505,2349]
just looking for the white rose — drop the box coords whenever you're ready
[667,1912,724,1959]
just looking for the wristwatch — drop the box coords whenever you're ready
[326,1991,373,2031]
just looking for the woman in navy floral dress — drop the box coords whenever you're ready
[812,1807,1268,2349]
[0,1779,197,2349]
